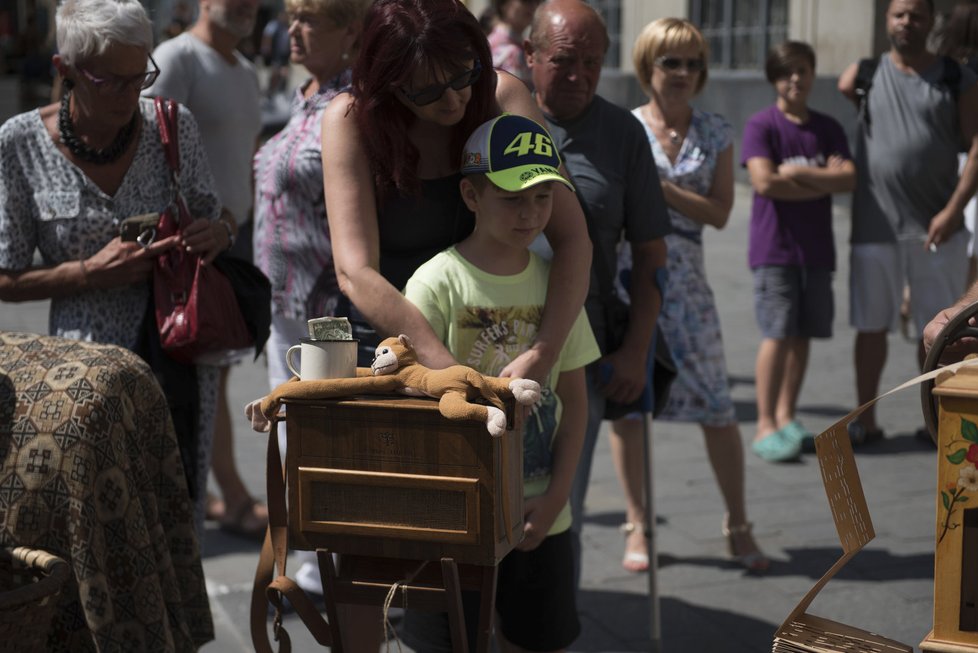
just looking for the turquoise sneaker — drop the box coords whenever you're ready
[781,420,816,453]
[751,429,802,462]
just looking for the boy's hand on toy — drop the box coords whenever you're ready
[499,344,555,384]
[517,494,562,552]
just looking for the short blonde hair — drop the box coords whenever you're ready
[632,17,708,97]
[284,0,370,28]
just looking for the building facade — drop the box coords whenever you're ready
[466,0,959,177]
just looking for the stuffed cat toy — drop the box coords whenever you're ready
[248,334,541,436]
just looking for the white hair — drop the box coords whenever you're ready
[56,0,153,66]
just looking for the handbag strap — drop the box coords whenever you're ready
[251,417,334,653]
[154,97,180,179]
[153,97,193,231]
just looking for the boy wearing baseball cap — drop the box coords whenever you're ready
[402,114,599,651]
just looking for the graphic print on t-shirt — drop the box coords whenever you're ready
[781,153,825,168]
[457,304,557,481]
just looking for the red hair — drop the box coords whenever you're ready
[351,0,495,197]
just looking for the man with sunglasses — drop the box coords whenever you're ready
[525,0,671,590]
[144,0,268,540]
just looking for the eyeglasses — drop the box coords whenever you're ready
[76,55,161,95]
[399,61,482,106]
[654,56,705,73]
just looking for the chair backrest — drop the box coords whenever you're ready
[0,547,70,653]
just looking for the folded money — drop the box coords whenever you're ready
[308,316,353,341]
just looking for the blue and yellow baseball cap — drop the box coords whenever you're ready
[461,114,575,192]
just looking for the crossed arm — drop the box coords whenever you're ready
[661,146,735,229]
[746,154,855,201]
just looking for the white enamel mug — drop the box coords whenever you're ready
[285,338,358,380]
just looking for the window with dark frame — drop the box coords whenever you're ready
[587,0,622,68]
[690,0,788,70]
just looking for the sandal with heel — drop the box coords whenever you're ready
[722,518,770,573]
[620,521,650,573]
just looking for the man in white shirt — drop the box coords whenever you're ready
[145,0,266,539]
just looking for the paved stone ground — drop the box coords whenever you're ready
[0,183,937,652]
[1,79,938,651]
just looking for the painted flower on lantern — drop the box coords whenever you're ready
[939,416,978,543]
[960,465,978,492]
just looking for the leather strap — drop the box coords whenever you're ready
[153,96,180,177]
[501,426,514,547]
[251,417,334,652]
[152,97,192,231]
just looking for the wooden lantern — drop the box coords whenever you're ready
[922,364,978,652]
[282,395,524,567]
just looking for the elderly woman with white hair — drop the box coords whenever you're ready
[0,0,231,545]
[0,0,226,648]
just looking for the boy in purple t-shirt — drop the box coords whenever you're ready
[741,41,856,462]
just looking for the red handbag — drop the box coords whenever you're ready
[152,97,252,365]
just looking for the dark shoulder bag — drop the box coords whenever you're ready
[574,186,676,420]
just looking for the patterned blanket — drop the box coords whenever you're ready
[0,332,213,651]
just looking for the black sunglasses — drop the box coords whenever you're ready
[400,61,483,106]
[655,56,705,73]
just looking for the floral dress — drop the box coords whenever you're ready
[626,107,736,426]
[0,98,223,532]
[253,71,351,390]
[253,70,351,323]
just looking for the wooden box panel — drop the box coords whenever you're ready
[284,395,524,566]
[297,468,480,543]
[930,395,978,647]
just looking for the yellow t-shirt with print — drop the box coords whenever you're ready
[404,246,599,535]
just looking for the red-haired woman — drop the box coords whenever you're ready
[322,0,590,382]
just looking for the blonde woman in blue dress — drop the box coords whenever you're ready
[611,17,769,573]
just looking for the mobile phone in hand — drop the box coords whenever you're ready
[119,213,159,243]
